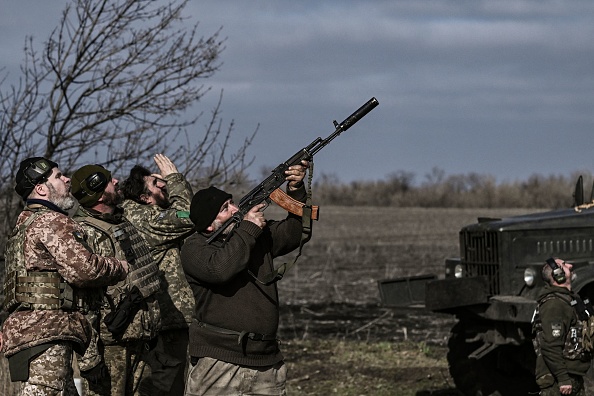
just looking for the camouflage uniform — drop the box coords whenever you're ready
[2,202,127,395]
[74,206,162,395]
[121,172,195,395]
[532,284,592,395]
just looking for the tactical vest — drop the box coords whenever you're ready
[3,208,79,312]
[77,216,161,301]
[532,292,593,361]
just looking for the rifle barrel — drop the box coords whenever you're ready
[206,97,379,244]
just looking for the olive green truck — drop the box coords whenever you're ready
[379,178,594,395]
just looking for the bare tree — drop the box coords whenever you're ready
[0,0,255,250]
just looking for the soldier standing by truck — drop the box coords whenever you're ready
[71,164,163,395]
[532,257,594,395]
[1,157,129,395]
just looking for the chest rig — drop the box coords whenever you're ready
[78,216,161,302]
[532,292,593,361]
[3,208,77,312]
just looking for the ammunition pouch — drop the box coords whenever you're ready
[103,286,143,338]
[3,271,91,313]
[81,217,161,298]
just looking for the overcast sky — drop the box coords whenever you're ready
[2,1,594,184]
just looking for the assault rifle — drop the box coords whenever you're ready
[206,97,379,244]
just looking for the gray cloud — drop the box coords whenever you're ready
[3,0,594,183]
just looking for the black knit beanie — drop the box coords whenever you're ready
[190,186,232,231]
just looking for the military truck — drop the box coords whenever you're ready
[378,177,594,396]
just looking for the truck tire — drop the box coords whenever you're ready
[447,320,538,396]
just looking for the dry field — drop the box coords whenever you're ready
[274,205,534,306]
[270,205,540,395]
[0,205,541,395]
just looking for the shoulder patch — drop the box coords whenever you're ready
[72,230,85,242]
[551,322,562,337]
[176,211,190,219]
[156,211,167,221]
[73,230,93,252]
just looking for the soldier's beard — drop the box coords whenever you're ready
[46,183,76,211]
[151,191,170,209]
[211,219,236,236]
[102,189,124,207]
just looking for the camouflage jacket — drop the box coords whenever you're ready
[1,202,127,357]
[122,172,195,330]
[74,206,162,371]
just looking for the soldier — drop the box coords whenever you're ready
[120,154,195,395]
[71,164,163,395]
[180,161,308,396]
[532,257,593,395]
[1,157,128,395]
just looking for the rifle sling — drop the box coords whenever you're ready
[250,162,315,285]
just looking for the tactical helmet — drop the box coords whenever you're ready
[15,157,58,200]
[71,164,111,207]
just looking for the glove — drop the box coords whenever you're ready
[104,286,143,337]
[80,361,109,384]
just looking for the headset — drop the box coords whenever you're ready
[23,158,54,185]
[85,171,109,193]
[72,168,109,200]
[546,257,567,284]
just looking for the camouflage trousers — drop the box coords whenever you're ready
[185,357,287,396]
[83,331,186,396]
[20,343,79,396]
[83,341,152,396]
[540,375,585,396]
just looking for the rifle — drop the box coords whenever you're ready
[206,97,379,244]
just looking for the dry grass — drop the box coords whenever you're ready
[270,205,539,395]
[284,338,459,396]
[272,205,535,305]
[0,206,541,395]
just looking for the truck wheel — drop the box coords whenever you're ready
[447,321,538,396]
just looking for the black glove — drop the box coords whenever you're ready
[104,286,143,337]
[80,361,109,384]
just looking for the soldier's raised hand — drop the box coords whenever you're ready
[286,160,309,190]
[153,154,179,178]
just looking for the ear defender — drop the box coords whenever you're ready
[546,257,566,284]
[85,171,108,193]
[24,158,54,185]
[71,165,111,206]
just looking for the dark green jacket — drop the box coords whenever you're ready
[181,185,307,367]
[533,284,591,387]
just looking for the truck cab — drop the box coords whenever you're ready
[379,178,594,395]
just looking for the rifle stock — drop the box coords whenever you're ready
[206,97,379,244]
